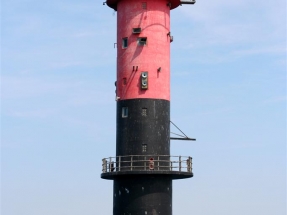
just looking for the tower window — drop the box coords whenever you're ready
[137,37,147,46]
[142,2,147,9]
[133,28,142,34]
[142,108,147,116]
[142,144,147,152]
[122,107,128,118]
[122,38,128,48]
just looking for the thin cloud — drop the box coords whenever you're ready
[232,45,286,56]
[175,0,285,49]
[71,32,97,38]
[1,76,78,99]
[8,109,58,119]
[263,96,286,104]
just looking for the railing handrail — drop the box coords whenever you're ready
[102,155,192,174]
[102,155,191,160]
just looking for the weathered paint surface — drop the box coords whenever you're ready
[116,0,171,101]
[114,176,172,215]
[116,99,170,156]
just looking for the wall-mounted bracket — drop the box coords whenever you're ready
[170,121,196,141]
[167,32,173,43]
[133,66,138,71]
[141,72,148,89]
[170,137,196,141]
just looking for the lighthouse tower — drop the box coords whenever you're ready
[101,0,195,214]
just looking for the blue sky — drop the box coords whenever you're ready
[1,0,286,215]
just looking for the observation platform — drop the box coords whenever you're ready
[101,155,193,180]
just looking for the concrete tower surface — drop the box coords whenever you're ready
[101,0,196,214]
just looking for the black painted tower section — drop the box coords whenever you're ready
[114,99,171,214]
[114,176,172,215]
[117,99,170,157]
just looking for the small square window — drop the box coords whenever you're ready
[122,107,128,118]
[142,108,147,116]
[142,144,147,152]
[122,38,128,48]
[137,37,147,46]
[132,28,142,34]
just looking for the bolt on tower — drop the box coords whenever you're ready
[101,0,196,214]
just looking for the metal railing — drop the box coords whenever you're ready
[102,155,192,173]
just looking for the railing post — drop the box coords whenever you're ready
[190,157,192,173]
[102,158,107,173]
[158,156,159,170]
[179,156,181,172]
[144,156,146,170]
[119,156,121,172]
[109,157,112,172]
[187,157,191,172]
[131,156,133,170]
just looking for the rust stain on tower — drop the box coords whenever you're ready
[101,0,196,214]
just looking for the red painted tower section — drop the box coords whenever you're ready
[101,1,196,214]
[116,0,170,100]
